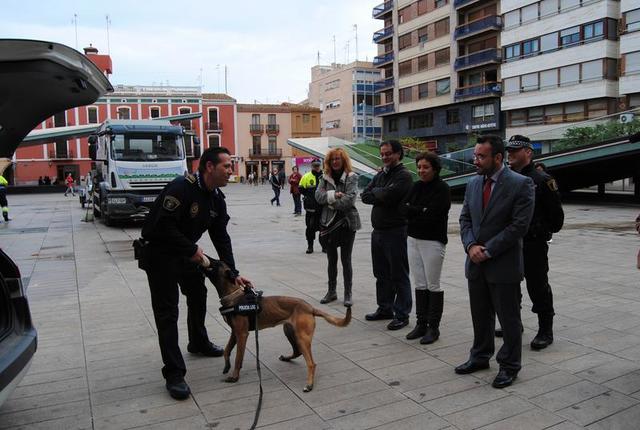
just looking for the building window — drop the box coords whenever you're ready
[417,0,428,15]
[509,110,527,126]
[521,3,538,23]
[268,135,277,150]
[540,0,558,17]
[560,0,580,11]
[268,114,276,124]
[504,10,520,28]
[435,18,449,38]
[625,9,640,32]
[560,26,580,46]
[505,44,521,61]
[399,33,412,51]
[87,107,98,124]
[117,107,130,120]
[560,64,580,86]
[408,113,433,129]
[540,33,558,51]
[252,135,261,152]
[418,26,428,43]
[325,79,340,90]
[522,73,539,91]
[208,135,220,148]
[418,83,429,99]
[150,107,160,118]
[626,51,640,75]
[583,21,604,40]
[435,0,447,8]
[399,87,413,103]
[418,55,429,71]
[565,102,585,121]
[522,39,539,56]
[540,69,558,89]
[326,100,341,109]
[435,48,450,66]
[446,109,460,125]
[504,77,519,94]
[303,114,310,123]
[528,107,544,124]
[436,78,450,96]
[388,118,398,132]
[325,119,340,129]
[252,114,260,124]
[399,60,413,77]
[398,5,410,24]
[472,104,495,123]
[588,99,609,118]
[581,60,602,82]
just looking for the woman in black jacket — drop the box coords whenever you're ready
[404,151,451,344]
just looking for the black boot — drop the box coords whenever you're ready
[531,313,554,350]
[306,241,314,254]
[320,282,337,304]
[3,213,8,222]
[343,284,352,307]
[406,290,428,340]
[421,291,443,345]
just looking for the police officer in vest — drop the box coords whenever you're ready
[139,147,251,400]
[299,158,324,254]
[506,135,564,350]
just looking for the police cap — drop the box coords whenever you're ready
[506,135,533,150]
[311,158,321,166]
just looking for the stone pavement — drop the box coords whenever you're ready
[0,184,639,430]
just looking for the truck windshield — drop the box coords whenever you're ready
[111,133,184,161]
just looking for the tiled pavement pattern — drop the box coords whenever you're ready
[0,185,639,430]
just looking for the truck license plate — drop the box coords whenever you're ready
[142,196,157,203]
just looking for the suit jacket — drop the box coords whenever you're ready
[459,167,535,283]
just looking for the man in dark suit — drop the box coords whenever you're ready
[457,135,535,388]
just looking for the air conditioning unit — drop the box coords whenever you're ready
[619,113,635,124]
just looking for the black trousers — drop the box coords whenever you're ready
[270,186,281,205]
[0,188,7,207]
[523,239,554,316]
[326,229,356,289]
[305,211,321,243]
[468,276,522,372]
[145,260,210,380]
[371,226,412,320]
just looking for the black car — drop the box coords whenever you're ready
[0,39,112,406]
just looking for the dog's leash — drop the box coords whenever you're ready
[249,307,263,430]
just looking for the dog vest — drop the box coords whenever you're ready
[219,289,263,331]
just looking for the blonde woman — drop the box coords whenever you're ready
[315,148,361,307]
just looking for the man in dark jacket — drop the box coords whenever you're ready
[507,135,564,350]
[299,159,324,254]
[361,140,413,330]
[140,147,251,400]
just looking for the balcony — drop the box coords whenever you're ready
[206,121,222,131]
[454,0,481,9]
[373,26,394,44]
[248,148,282,158]
[454,48,501,71]
[373,52,394,67]
[454,16,502,40]
[374,77,394,92]
[249,124,264,135]
[374,103,395,116]
[266,124,280,135]
[372,0,393,19]
[48,149,74,159]
[454,82,502,100]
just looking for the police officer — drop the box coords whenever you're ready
[506,135,564,350]
[140,147,251,400]
[299,158,324,254]
[0,173,10,222]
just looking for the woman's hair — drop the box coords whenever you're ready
[323,147,353,175]
[415,151,442,175]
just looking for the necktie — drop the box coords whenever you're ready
[482,178,493,209]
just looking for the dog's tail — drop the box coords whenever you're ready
[313,306,351,327]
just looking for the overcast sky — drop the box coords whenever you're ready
[2,0,381,103]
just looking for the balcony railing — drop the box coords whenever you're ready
[373,26,394,43]
[374,77,394,92]
[205,121,222,131]
[249,124,264,134]
[248,148,282,158]
[48,149,74,159]
[454,82,502,100]
[454,48,501,71]
[265,124,280,135]
[373,52,394,67]
[454,0,481,8]
[454,15,502,40]
[372,0,393,18]
[374,103,395,116]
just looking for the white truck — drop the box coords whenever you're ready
[88,119,191,225]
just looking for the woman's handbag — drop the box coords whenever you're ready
[319,217,349,249]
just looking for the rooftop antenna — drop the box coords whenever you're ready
[317,50,320,65]
[224,65,228,94]
[105,15,111,55]
[353,24,358,62]
[72,14,78,50]
[332,35,336,64]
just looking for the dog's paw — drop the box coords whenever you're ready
[223,362,230,374]
[225,376,239,383]
[303,384,313,392]
[279,355,291,362]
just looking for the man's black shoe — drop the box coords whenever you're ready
[365,310,394,321]
[187,341,224,357]
[306,246,313,254]
[531,333,553,350]
[492,369,518,388]
[387,319,409,330]
[166,377,191,400]
[454,360,490,375]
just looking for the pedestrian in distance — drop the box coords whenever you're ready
[315,148,361,307]
[137,147,252,400]
[403,151,451,344]
[507,135,564,350]
[64,173,75,196]
[457,134,534,389]
[299,159,324,254]
[289,166,302,216]
[269,167,282,206]
[0,173,11,222]
[362,140,413,331]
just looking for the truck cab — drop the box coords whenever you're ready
[89,119,189,225]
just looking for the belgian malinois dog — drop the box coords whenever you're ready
[202,257,351,392]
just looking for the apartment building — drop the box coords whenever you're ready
[372,0,502,153]
[501,0,632,142]
[307,61,383,141]
[236,103,321,179]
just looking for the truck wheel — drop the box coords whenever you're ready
[104,213,114,227]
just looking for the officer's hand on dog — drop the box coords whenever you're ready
[235,275,253,289]
[190,246,206,265]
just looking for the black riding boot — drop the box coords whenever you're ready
[306,241,314,254]
[343,284,352,307]
[531,313,554,350]
[421,291,443,344]
[320,281,337,304]
[406,290,428,340]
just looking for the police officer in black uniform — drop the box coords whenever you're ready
[506,135,564,350]
[138,147,251,400]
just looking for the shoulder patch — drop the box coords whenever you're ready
[185,174,197,184]
[546,178,558,192]
[163,195,181,211]
[190,202,199,217]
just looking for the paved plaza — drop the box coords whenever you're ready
[0,184,639,429]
